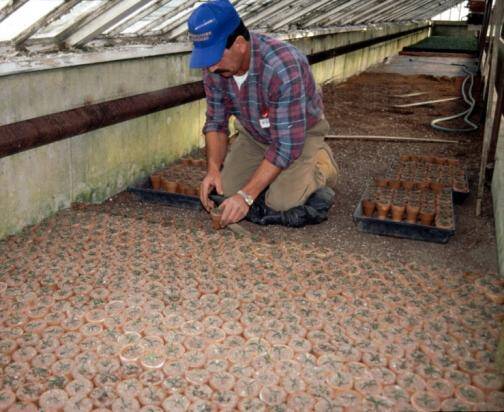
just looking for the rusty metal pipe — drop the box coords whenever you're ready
[0,81,204,158]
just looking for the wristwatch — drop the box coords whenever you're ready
[237,190,254,206]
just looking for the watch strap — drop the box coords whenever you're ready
[237,190,254,206]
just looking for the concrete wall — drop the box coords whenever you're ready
[492,115,504,275]
[0,23,428,240]
[305,25,428,85]
[432,21,473,38]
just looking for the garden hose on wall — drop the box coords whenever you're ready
[430,66,479,132]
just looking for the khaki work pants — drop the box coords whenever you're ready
[221,118,333,211]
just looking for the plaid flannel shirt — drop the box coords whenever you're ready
[202,32,324,169]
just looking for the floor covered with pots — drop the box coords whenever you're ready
[0,56,503,411]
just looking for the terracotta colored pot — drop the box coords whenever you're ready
[362,199,376,217]
[376,202,390,220]
[430,181,444,193]
[189,186,200,197]
[389,180,401,190]
[161,178,178,193]
[210,207,223,230]
[402,180,415,190]
[419,210,435,226]
[374,177,389,188]
[416,181,430,190]
[150,174,162,190]
[406,204,420,224]
[178,184,192,195]
[391,205,405,222]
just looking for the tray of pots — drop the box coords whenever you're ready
[353,179,455,243]
[391,154,469,203]
[128,158,208,210]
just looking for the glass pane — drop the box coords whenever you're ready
[120,18,151,34]
[0,0,10,13]
[104,0,159,34]
[128,0,203,35]
[33,0,105,39]
[0,0,64,41]
[433,3,469,21]
[120,1,180,34]
[104,0,190,36]
[148,8,190,33]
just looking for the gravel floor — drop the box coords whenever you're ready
[0,56,502,412]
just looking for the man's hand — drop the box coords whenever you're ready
[220,194,250,226]
[200,170,223,212]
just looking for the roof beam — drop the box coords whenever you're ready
[361,0,407,23]
[63,0,153,47]
[375,0,419,22]
[161,0,240,40]
[235,0,264,18]
[12,0,82,49]
[302,0,361,28]
[377,0,432,22]
[55,0,122,45]
[0,0,30,25]
[345,0,397,24]
[244,0,294,28]
[405,3,445,20]
[136,0,199,36]
[415,0,462,20]
[264,0,305,28]
[271,0,334,31]
[107,0,172,36]
[333,0,382,26]
[397,0,460,21]
[392,0,439,20]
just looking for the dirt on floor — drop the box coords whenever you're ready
[0,63,502,412]
[82,70,497,275]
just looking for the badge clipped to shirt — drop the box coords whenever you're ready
[259,108,270,129]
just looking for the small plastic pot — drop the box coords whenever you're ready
[391,205,405,222]
[362,199,376,217]
[210,207,223,230]
[161,178,178,193]
[376,202,390,220]
[405,204,420,224]
[419,210,435,226]
[150,174,162,190]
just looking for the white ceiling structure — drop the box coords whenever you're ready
[0,0,465,52]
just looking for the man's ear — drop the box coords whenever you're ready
[234,35,247,53]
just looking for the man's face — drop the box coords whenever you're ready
[208,38,243,77]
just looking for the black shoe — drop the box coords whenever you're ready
[245,187,335,228]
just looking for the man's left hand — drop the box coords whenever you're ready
[220,194,250,227]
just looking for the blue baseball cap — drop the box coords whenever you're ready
[188,0,241,69]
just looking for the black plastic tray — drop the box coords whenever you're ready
[128,177,224,210]
[353,199,455,244]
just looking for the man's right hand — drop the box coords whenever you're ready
[200,170,224,212]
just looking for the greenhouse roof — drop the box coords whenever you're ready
[0,0,465,52]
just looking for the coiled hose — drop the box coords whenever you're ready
[430,66,479,132]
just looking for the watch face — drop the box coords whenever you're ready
[238,191,253,206]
